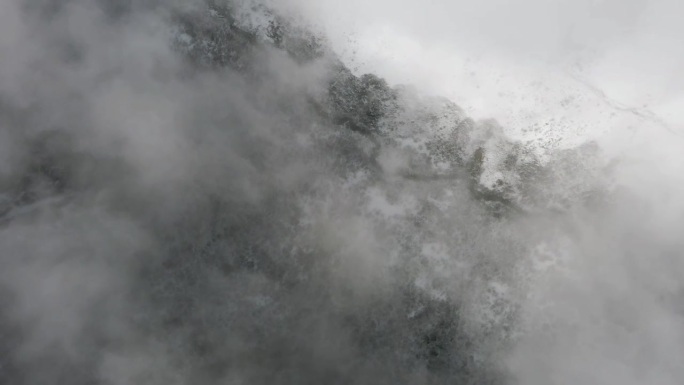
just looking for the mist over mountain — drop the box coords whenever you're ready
[0,1,683,384]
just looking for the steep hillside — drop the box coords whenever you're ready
[0,1,612,384]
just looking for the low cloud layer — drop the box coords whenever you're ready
[0,1,683,385]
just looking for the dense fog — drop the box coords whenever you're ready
[0,1,683,384]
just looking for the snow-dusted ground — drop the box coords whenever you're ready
[286,0,684,149]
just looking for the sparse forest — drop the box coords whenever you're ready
[0,1,634,385]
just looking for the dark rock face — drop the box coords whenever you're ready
[0,1,609,384]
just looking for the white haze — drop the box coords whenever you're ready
[0,0,683,384]
[287,0,684,384]
[287,0,684,144]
